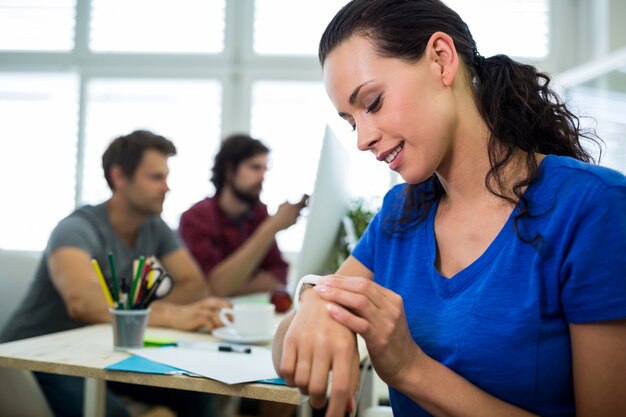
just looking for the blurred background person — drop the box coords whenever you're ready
[179,133,307,297]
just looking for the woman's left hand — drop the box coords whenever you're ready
[313,276,424,387]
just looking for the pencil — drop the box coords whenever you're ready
[133,260,151,307]
[129,255,145,309]
[91,259,114,308]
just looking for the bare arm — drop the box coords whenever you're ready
[49,246,230,331]
[236,270,283,295]
[314,284,626,416]
[272,255,370,416]
[209,198,306,296]
[158,247,209,303]
[570,319,626,417]
[392,320,626,416]
[48,247,112,323]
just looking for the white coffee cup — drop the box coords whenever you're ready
[219,303,275,336]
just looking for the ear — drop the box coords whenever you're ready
[425,31,459,87]
[110,165,127,190]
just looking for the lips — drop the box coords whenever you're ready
[381,143,404,164]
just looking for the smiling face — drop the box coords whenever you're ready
[323,34,460,184]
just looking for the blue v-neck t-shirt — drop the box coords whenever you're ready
[352,155,626,416]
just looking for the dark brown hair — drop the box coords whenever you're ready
[211,133,270,196]
[102,130,176,191]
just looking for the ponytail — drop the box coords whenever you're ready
[475,54,601,242]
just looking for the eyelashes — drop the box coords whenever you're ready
[366,94,383,113]
[348,93,384,132]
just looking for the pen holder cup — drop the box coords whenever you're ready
[109,308,151,351]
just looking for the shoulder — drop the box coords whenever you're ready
[380,181,431,209]
[54,204,103,235]
[381,183,409,205]
[179,198,215,227]
[541,155,626,187]
[48,204,106,253]
[181,197,212,217]
[534,155,626,207]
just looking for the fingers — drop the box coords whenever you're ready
[205,311,223,329]
[293,343,313,395]
[279,333,298,386]
[203,296,231,309]
[321,276,387,308]
[297,194,309,208]
[326,303,372,338]
[308,349,331,409]
[314,283,380,322]
[325,350,353,417]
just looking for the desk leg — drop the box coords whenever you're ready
[357,358,377,413]
[83,378,106,417]
[297,400,312,417]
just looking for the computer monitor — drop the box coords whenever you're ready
[292,125,351,290]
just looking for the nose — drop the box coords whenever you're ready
[356,122,381,152]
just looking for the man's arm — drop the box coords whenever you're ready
[208,198,306,296]
[158,247,210,303]
[48,247,112,323]
[235,270,283,295]
[49,246,229,331]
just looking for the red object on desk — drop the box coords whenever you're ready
[269,288,292,313]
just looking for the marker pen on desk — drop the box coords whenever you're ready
[218,345,252,354]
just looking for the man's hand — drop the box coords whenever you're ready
[161,296,231,331]
[278,288,360,417]
[269,194,308,232]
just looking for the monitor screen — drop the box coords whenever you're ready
[291,125,350,291]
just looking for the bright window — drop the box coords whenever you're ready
[253,0,348,55]
[0,73,78,250]
[90,0,225,53]
[446,0,549,58]
[0,0,75,51]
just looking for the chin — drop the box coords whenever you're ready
[399,171,433,185]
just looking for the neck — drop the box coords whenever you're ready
[217,187,251,219]
[106,195,145,247]
[434,88,525,209]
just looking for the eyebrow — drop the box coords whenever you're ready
[348,80,375,105]
[339,80,375,118]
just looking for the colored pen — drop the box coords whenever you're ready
[133,260,151,308]
[107,251,120,305]
[91,259,114,308]
[176,340,252,354]
[218,345,252,354]
[129,255,145,309]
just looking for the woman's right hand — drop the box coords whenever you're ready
[278,288,360,417]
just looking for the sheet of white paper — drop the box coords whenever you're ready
[127,345,278,384]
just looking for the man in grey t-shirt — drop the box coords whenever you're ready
[1,130,228,417]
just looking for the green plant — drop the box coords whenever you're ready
[333,197,378,270]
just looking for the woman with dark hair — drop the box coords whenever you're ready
[272,0,626,416]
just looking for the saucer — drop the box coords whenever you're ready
[212,327,274,344]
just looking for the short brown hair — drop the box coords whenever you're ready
[102,130,177,190]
